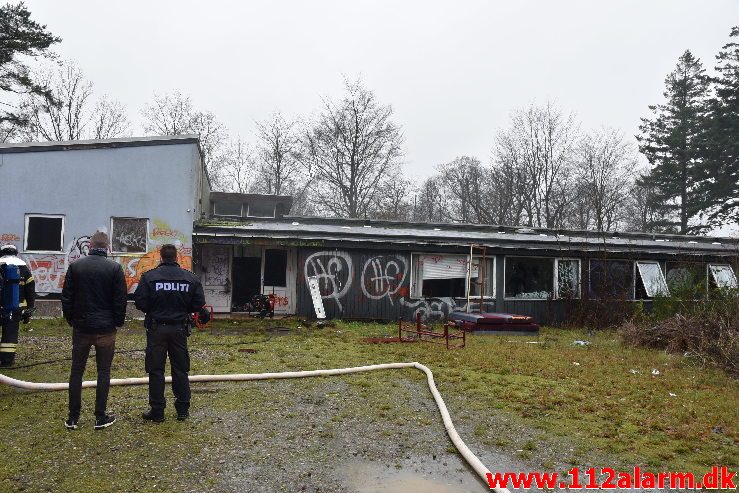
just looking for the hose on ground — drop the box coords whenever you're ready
[0,363,508,493]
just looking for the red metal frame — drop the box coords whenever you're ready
[397,313,466,349]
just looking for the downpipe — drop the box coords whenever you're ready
[0,362,509,493]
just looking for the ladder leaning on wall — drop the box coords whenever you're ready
[465,244,488,313]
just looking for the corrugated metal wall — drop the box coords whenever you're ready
[296,248,494,322]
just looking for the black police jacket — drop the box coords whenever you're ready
[61,250,127,333]
[133,261,206,325]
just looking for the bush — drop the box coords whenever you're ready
[619,289,739,377]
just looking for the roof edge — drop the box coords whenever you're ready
[0,134,201,154]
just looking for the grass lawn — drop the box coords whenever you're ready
[0,318,736,492]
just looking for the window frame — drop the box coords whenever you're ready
[23,213,65,253]
[503,255,581,301]
[587,258,635,300]
[635,260,670,298]
[245,202,276,219]
[554,258,582,299]
[110,216,150,255]
[409,252,495,299]
[707,263,738,289]
[213,201,244,217]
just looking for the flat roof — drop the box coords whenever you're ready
[0,135,201,154]
[194,216,739,256]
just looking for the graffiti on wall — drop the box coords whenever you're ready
[304,250,354,311]
[360,255,408,305]
[27,255,67,292]
[303,250,467,319]
[118,249,193,292]
[67,236,91,263]
[0,233,21,243]
[18,219,192,294]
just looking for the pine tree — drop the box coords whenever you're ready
[698,27,739,227]
[0,2,60,125]
[636,50,710,233]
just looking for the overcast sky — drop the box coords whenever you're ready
[22,0,739,180]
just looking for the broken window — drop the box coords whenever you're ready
[504,257,553,299]
[111,217,148,253]
[263,249,287,287]
[708,264,738,289]
[635,261,670,298]
[588,259,634,299]
[24,214,64,252]
[410,254,494,298]
[555,259,581,299]
[246,202,275,218]
[468,257,495,298]
[214,201,242,216]
[666,262,706,296]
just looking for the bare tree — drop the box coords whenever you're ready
[434,156,491,223]
[305,80,404,218]
[253,111,306,195]
[217,137,254,193]
[412,176,448,223]
[0,122,18,142]
[623,175,662,232]
[19,61,130,141]
[495,103,579,228]
[141,91,227,183]
[370,173,413,220]
[575,128,637,231]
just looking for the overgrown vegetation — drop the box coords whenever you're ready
[620,288,739,377]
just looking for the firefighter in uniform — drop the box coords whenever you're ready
[0,244,35,367]
[133,244,210,422]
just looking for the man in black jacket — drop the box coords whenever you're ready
[134,243,209,422]
[61,232,127,430]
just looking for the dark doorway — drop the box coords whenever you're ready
[232,257,262,311]
[263,249,287,287]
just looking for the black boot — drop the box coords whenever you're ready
[142,409,165,422]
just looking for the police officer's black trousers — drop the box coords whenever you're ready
[145,323,190,415]
[0,313,20,366]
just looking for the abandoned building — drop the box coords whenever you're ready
[1,136,737,324]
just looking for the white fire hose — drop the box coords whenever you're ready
[0,362,509,493]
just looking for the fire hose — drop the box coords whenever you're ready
[0,362,509,493]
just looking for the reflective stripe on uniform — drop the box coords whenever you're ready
[0,343,18,353]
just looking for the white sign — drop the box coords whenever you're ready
[307,276,326,319]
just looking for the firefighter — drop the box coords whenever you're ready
[0,244,35,367]
[133,244,210,422]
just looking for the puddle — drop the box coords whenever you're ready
[344,461,485,493]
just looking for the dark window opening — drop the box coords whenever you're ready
[505,257,553,299]
[588,259,633,299]
[422,278,466,298]
[214,201,242,216]
[25,216,63,252]
[263,249,287,287]
[666,262,706,298]
[246,202,275,218]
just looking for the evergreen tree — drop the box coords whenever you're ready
[699,27,739,227]
[637,50,710,233]
[0,2,60,126]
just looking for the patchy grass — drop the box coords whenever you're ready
[0,318,737,492]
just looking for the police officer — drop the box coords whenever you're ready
[0,244,35,367]
[134,244,210,422]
